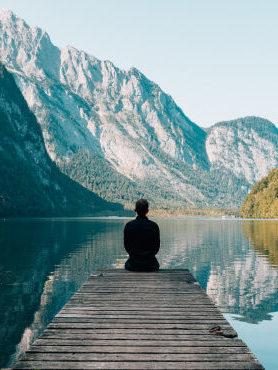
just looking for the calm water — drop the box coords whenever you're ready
[0,217,277,369]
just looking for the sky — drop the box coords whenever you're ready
[0,0,277,127]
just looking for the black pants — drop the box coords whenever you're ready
[125,257,159,272]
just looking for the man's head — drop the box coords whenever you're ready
[135,199,149,217]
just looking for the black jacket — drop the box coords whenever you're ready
[124,216,160,263]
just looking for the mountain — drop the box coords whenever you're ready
[0,63,125,216]
[240,168,278,218]
[0,9,277,209]
[206,116,278,184]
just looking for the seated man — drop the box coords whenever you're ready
[124,199,160,272]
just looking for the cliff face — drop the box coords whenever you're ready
[240,168,278,218]
[0,63,125,216]
[206,117,278,184]
[1,9,277,209]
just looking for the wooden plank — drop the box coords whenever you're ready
[76,285,203,295]
[60,308,221,313]
[74,294,206,298]
[82,284,197,287]
[41,328,237,336]
[73,294,208,298]
[48,323,231,329]
[69,298,212,303]
[57,313,224,318]
[37,337,247,346]
[78,290,202,294]
[63,304,218,309]
[64,304,216,309]
[68,300,213,305]
[28,345,251,354]
[82,283,197,286]
[13,361,264,369]
[41,329,240,345]
[13,270,263,370]
[18,352,256,361]
[84,280,197,284]
[53,316,226,322]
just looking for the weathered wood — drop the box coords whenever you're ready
[69,300,213,304]
[66,305,214,310]
[64,303,216,309]
[17,352,257,361]
[13,270,264,370]
[53,316,226,322]
[37,337,247,346]
[41,329,239,345]
[57,313,224,318]
[59,308,220,313]
[70,299,212,304]
[41,329,236,336]
[81,286,197,289]
[30,344,250,353]
[78,292,203,296]
[48,323,231,329]
[13,361,264,369]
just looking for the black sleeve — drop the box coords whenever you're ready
[153,223,160,255]
[124,223,132,254]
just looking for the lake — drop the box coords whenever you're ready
[0,217,277,369]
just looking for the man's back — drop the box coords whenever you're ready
[124,215,160,271]
[124,216,160,258]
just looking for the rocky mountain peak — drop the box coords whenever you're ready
[0,10,277,209]
[0,9,61,79]
[206,116,278,183]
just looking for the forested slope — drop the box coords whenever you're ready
[240,169,278,218]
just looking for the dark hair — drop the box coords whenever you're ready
[135,199,149,216]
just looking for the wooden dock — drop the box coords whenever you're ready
[13,269,264,369]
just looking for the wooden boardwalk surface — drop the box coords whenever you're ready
[13,269,264,369]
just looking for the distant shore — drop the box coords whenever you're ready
[148,208,240,218]
[1,208,278,220]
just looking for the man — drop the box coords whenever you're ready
[124,199,160,272]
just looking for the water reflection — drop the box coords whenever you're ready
[158,219,278,323]
[243,221,278,266]
[0,218,126,367]
[0,218,277,368]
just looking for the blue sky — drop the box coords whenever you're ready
[1,0,277,127]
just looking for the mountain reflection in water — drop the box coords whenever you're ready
[243,221,278,266]
[0,217,277,368]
